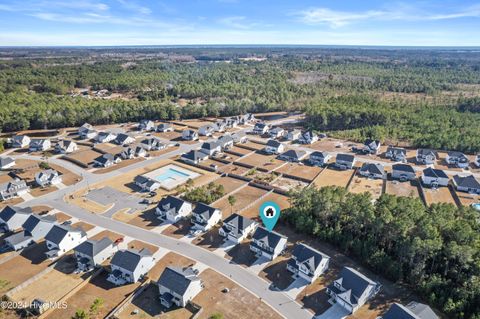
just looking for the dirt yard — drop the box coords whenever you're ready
[228,146,253,155]
[238,141,266,151]
[240,192,291,220]
[126,209,163,230]
[212,185,268,218]
[236,152,285,171]
[313,167,355,189]
[455,191,480,207]
[213,176,247,194]
[71,221,95,232]
[65,148,104,166]
[385,179,420,198]
[93,157,145,174]
[423,187,457,206]
[349,176,384,200]
[218,164,250,175]
[275,163,323,181]
[271,177,309,192]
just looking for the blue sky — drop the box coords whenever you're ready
[0,0,479,46]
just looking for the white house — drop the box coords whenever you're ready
[287,243,330,283]
[45,224,87,259]
[0,157,16,170]
[309,151,331,166]
[269,127,285,139]
[4,214,56,251]
[326,267,381,314]
[133,175,161,193]
[446,151,469,169]
[287,129,302,141]
[253,122,269,135]
[35,169,62,187]
[453,175,480,194]
[115,133,136,146]
[231,131,248,144]
[0,206,32,233]
[107,248,155,285]
[0,179,29,201]
[12,135,31,148]
[198,124,215,137]
[96,131,117,143]
[29,139,51,152]
[264,140,285,155]
[180,150,208,165]
[298,131,318,144]
[158,266,203,308]
[55,140,78,154]
[182,130,199,141]
[94,153,121,168]
[219,213,257,244]
[155,196,193,223]
[250,227,288,261]
[191,203,222,232]
[156,123,173,132]
[359,163,385,179]
[138,120,155,131]
[362,139,381,155]
[217,135,234,150]
[335,154,355,170]
[74,237,115,272]
[385,146,407,162]
[278,149,307,162]
[78,123,93,137]
[200,141,221,156]
[416,149,438,165]
[475,154,480,168]
[81,129,98,140]
[421,168,449,188]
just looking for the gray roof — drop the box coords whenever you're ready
[134,175,150,185]
[453,175,480,189]
[310,151,329,159]
[157,196,189,213]
[5,231,32,246]
[270,127,284,133]
[218,135,234,145]
[222,213,255,234]
[110,248,152,272]
[35,169,59,183]
[333,267,377,304]
[423,168,448,179]
[157,266,201,296]
[74,237,113,257]
[0,179,28,194]
[291,243,330,273]
[392,163,415,173]
[116,133,133,143]
[0,157,15,166]
[266,139,282,147]
[0,206,32,222]
[193,203,218,219]
[181,150,208,161]
[364,139,380,149]
[406,302,438,319]
[360,163,384,175]
[252,227,287,249]
[95,153,115,164]
[336,153,355,163]
[45,224,86,244]
[417,149,438,157]
[280,149,306,160]
[201,141,220,150]
[386,146,406,155]
[22,214,56,235]
[384,302,438,319]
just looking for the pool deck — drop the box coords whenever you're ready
[141,164,201,190]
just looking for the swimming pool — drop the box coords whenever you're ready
[141,164,200,190]
[155,168,191,182]
[471,203,480,212]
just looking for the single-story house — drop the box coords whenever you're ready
[133,175,161,193]
[335,154,355,170]
[35,169,62,187]
[298,131,318,144]
[0,206,32,233]
[359,163,385,179]
[45,224,87,259]
[138,120,155,131]
[416,149,438,165]
[115,133,136,146]
[286,129,302,141]
[55,140,78,154]
[180,150,209,165]
[326,266,381,314]
[182,130,199,141]
[4,214,56,251]
[191,203,222,232]
[0,157,16,170]
[12,135,31,148]
[200,141,221,156]
[107,248,155,285]
[250,227,288,261]
[391,164,416,182]
[158,266,203,308]
[421,168,449,188]
[198,125,215,137]
[96,131,117,143]
[446,151,469,169]
[29,139,51,152]
[156,123,174,132]
[253,122,269,135]
[74,237,115,272]
[385,146,407,162]
[264,139,285,155]
[155,196,193,223]
[219,213,257,244]
[381,302,439,319]
[278,149,307,162]
[269,127,285,139]
[453,175,480,194]
[287,243,330,283]
[94,153,122,168]
[0,179,29,201]
[362,139,381,155]
[309,151,331,167]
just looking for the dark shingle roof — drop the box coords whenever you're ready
[392,164,415,173]
[453,175,480,189]
[0,157,15,167]
[111,248,152,272]
[157,266,200,296]
[336,153,355,162]
[0,206,32,222]
[266,140,282,147]
[423,168,448,179]
[291,243,329,273]
[181,150,208,161]
[280,149,306,160]
[360,163,384,175]
[193,203,218,219]
[252,227,287,249]
[223,213,255,232]
[310,151,329,159]
[74,237,113,257]
[157,196,188,213]
[45,224,86,244]
[335,267,377,302]
[382,303,418,319]
[406,302,439,319]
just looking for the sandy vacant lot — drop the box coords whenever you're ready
[455,191,480,207]
[313,167,355,189]
[423,186,457,206]
[276,163,322,181]
[212,176,247,194]
[212,185,268,218]
[240,192,291,220]
[65,148,104,166]
[385,180,420,198]
[349,176,384,200]
[236,152,285,171]
[271,176,308,192]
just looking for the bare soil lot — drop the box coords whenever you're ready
[212,176,246,194]
[161,219,192,239]
[423,186,457,206]
[313,167,355,189]
[218,163,250,175]
[71,221,95,232]
[126,239,159,255]
[349,176,384,200]
[455,191,480,207]
[385,179,420,198]
[236,152,285,171]
[126,209,163,230]
[10,158,81,187]
[65,148,104,167]
[271,176,308,192]
[238,141,266,151]
[93,157,145,174]
[240,192,291,220]
[309,138,362,153]
[276,163,322,181]
[225,241,258,267]
[228,146,253,155]
[152,130,182,141]
[212,185,268,218]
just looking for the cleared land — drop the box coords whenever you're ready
[455,191,480,207]
[349,176,384,200]
[385,180,420,198]
[423,187,457,206]
[313,168,355,188]
[240,192,291,220]
[212,185,268,218]
[212,176,246,194]
[275,163,322,181]
[271,177,308,192]
[236,152,285,171]
[65,148,104,167]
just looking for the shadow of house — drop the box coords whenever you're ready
[262,259,295,290]
[136,209,164,228]
[20,241,48,265]
[226,242,257,267]
[193,228,224,250]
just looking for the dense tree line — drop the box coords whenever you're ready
[283,186,480,319]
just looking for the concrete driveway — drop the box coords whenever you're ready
[86,186,148,216]
[315,304,349,319]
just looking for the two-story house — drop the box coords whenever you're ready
[191,203,222,232]
[156,123,174,132]
[0,206,32,233]
[180,150,209,165]
[133,175,161,193]
[0,179,29,201]
[421,168,449,188]
[74,237,115,272]
[446,151,469,169]
[55,140,78,154]
[182,130,199,141]
[29,139,51,152]
[0,157,16,170]
[4,214,56,251]
[416,149,438,165]
[385,146,407,162]
[94,153,122,168]
[158,266,204,308]
[198,125,215,137]
[155,196,193,223]
[219,213,257,244]
[138,120,155,131]
[12,135,31,148]
[286,243,330,283]
[362,139,381,155]
[217,135,234,150]
[286,129,302,141]
[278,149,307,162]
[391,164,417,182]
[309,151,331,167]
[200,141,221,156]
[253,122,269,135]
[359,163,385,179]
[45,224,87,259]
[108,248,155,285]
[269,127,285,139]
[453,175,480,194]
[250,227,288,261]
[335,154,355,170]
[264,140,285,155]
[298,131,318,144]
[326,266,381,314]
[35,169,62,187]
[381,302,439,319]
[96,131,117,143]
[115,133,136,146]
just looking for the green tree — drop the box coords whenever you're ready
[227,195,237,214]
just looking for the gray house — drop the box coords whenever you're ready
[381,302,438,319]
[180,150,208,165]
[74,237,115,272]
[198,124,215,137]
[12,135,31,148]
[4,214,56,251]
[335,154,355,170]
[182,130,199,141]
[0,178,29,201]
[421,168,449,188]
[287,129,302,141]
[446,151,469,169]
[253,122,269,135]
[362,139,381,155]
[200,141,221,156]
[250,227,288,261]
[391,164,416,182]
[0,206,32,233]
[29,139,51,152]
[140,137,165,151]
[219,213,257,244]
[416,149,438,165]
[108,248,155,285]
[326,266,381,314]
[287,243,330,284]
[138,120,155,131]
[191,203,222,232]
[278,149,307,162]
[264,140,285,155]
[298,131,318,144]
[133,175,161,193]
[158,266,204,308]
[231,131,248,144]
[309,151,331,167]
[385,146,407,162]
[0,157,16,170]
[269,127,285,139]
[359,163,385,179]
[155,196,193,223]
[453,175,480,194]
[156,123,173,132]
[217,135,234,150]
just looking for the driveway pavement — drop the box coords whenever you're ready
[85,186,148,216]
[314,304,349,319]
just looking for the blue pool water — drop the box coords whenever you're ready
[472,203,480,211]
[154,168,191,182]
